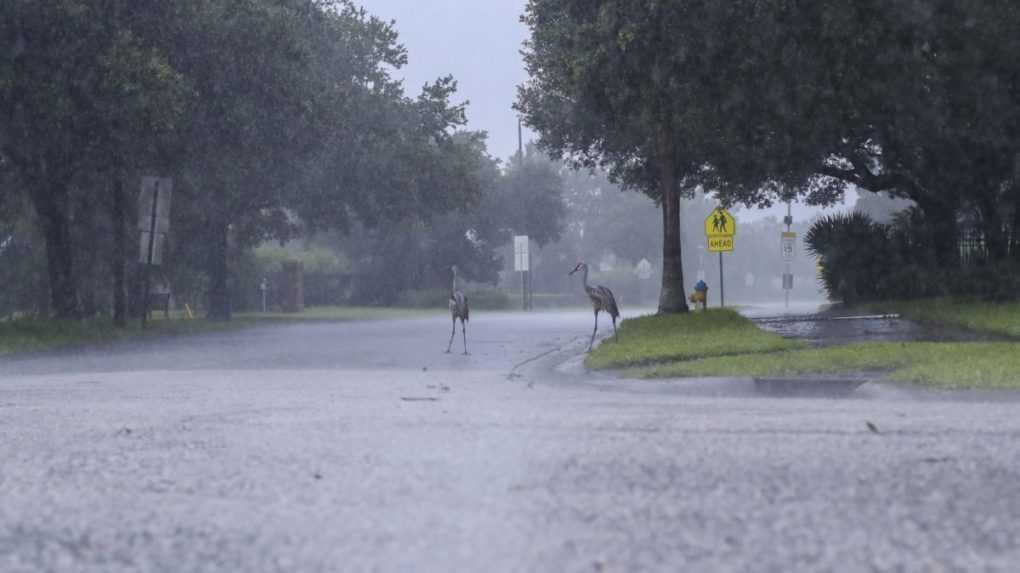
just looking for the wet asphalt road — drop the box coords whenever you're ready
[2,309,1020,572]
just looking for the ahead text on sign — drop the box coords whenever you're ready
[708,237,734,252]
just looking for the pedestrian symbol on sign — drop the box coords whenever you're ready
[713,212,730,234]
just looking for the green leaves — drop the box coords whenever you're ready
[1,0,494,318]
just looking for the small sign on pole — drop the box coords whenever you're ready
[634,258,653,280]
[704,208,736,306]
[783,273,795,290]
[513,235,529,271]
[514,235,530,311]
[138,176,173,328]
[138,177,172,233]
[138,176,173,265]
[781,231,797,262]
[138,231,168,265]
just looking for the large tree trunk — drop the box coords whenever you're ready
[207,222,231,321]
[111,174,128,327]
[656,129,689,314]
[34,188,79,319]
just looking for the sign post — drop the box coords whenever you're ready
[782,201,795,309]
[704,208,736,307]
[138,176,172,327]
[514,235,530,311]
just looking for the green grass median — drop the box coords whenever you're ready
[588,307,1020,390]
[584,309,803,370]
[633,341,1020,389]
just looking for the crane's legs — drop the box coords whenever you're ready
[445,316,456,353]
[588,309,599,351]
[461,319,469,355]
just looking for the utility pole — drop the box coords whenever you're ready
[784,201,793,310]
[517,118,530,309]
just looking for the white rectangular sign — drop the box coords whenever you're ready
[138,176,173,232]
[781,232,796,262]
[139,231,167,265]
[513,235,529,271]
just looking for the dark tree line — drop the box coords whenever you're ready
[1,0,493,321]
[518,0,1020,312]
[320,142,566,306]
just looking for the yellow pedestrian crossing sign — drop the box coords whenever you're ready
[705,208,736,252]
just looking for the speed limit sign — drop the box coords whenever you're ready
[781,232,796,261]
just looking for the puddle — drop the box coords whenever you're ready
[752,376,870,398]
[751,311,1000,347]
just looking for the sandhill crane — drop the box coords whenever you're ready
[446,265,469,355]
[569,262,620,351]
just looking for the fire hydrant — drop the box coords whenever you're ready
[689,279,709,310]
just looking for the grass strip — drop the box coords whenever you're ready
[234,306,439,322]
[631,341,1020,389]
[863,298,1020,338]
[584,309,803,370]
[0,306,439,356]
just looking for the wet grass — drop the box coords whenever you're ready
[0,306,439,356]
[863,298,1020,338]
[0,317,237,356]
[590,304,1020,389]
[631,341,1020,389]
[584,309,803,370]
[235,306,439,322]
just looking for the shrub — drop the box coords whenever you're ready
[946,263,1020,301]
[808,209,1020,302]
[806,212,894,304]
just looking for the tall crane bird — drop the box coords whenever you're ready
[446,265,469,355]
[569,261,620,351]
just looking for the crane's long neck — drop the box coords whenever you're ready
[581,265,590,289]
[452,268,458,292]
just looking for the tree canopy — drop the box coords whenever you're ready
[1,0,492,320]
[519,0,1020,310]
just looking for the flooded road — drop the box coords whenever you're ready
[2,310,1019,571]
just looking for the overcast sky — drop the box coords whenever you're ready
[357,0,531,162]
[355,0,852,222]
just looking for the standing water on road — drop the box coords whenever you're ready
[742,302,1001,347]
